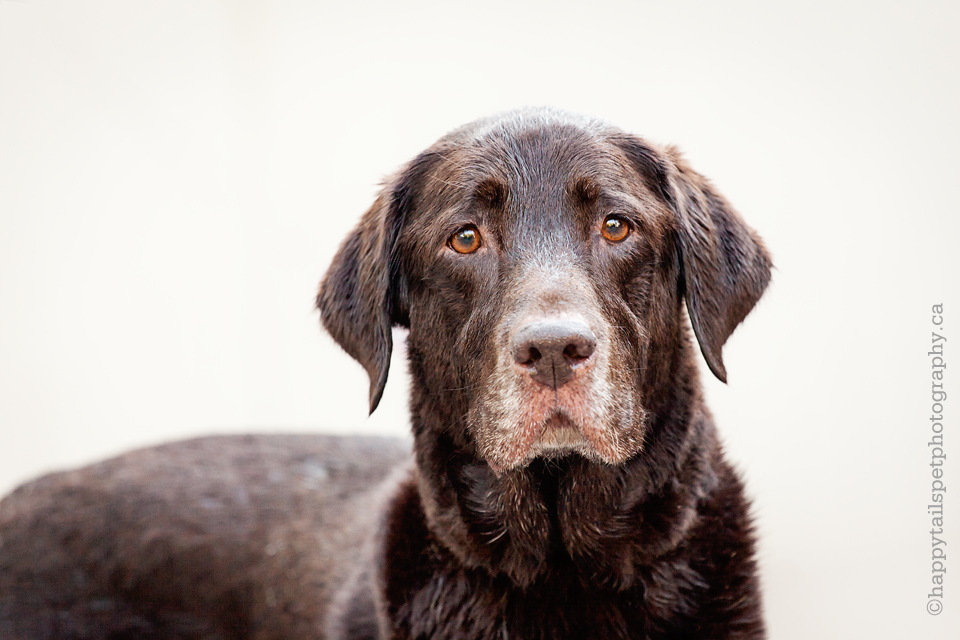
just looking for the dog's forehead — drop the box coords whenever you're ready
[454,119,625,188]
[408,116,668,246]
[419,119,651,220]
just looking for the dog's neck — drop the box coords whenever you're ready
[408,336,719,589]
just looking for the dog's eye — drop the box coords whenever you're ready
[449,225,482,254]
[601,215,631,243]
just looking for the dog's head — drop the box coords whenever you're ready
[318,109,770,474]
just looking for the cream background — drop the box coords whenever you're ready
[0,0,957,638]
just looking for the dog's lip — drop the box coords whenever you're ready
[531,413,590,451]
[540,411,576,431]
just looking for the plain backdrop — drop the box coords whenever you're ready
[1,0,957,638]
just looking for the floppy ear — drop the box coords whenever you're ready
[611,135,771,382]
[662,146,772,382]
[317,152,435,413]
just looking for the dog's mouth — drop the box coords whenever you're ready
[476,337,643,474]
[480,404,625,475]
[528,412,593,459]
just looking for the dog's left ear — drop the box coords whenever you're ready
[612,136,772,382]
[317,152,436,413]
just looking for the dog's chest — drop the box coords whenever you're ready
[369,459,715,640]
[375,485,702,640]
[394,566,649,640]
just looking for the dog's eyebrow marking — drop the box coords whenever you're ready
[473,178,508,209]
[570,176,601,205]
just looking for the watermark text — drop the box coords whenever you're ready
[927,303,947,615]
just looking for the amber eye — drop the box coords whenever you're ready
[601,215,631,243]
[449,225,482,254]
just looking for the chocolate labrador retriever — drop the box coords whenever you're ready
[0,108,771,639]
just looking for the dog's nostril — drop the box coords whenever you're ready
[563,340,594,361]
[515,345,543,366]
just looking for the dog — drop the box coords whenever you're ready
[0,108,771,639]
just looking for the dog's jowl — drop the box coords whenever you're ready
[0,109,771,640]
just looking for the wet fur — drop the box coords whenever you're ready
[0,109,771,639]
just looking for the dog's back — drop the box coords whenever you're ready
[0,434,410,640]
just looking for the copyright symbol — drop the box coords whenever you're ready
[927,599,943,615]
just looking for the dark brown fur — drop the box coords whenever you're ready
[0,109,771,639]
[0,435,411,640]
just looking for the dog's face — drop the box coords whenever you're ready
[319,110,770,474]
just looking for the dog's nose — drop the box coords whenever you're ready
[511,318,597,388]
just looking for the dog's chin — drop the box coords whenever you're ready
[526,414,599,461]
[479,411,634,475]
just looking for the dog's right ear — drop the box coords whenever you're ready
[317,152,437,413]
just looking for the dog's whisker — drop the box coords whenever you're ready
[485,527,509,544]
